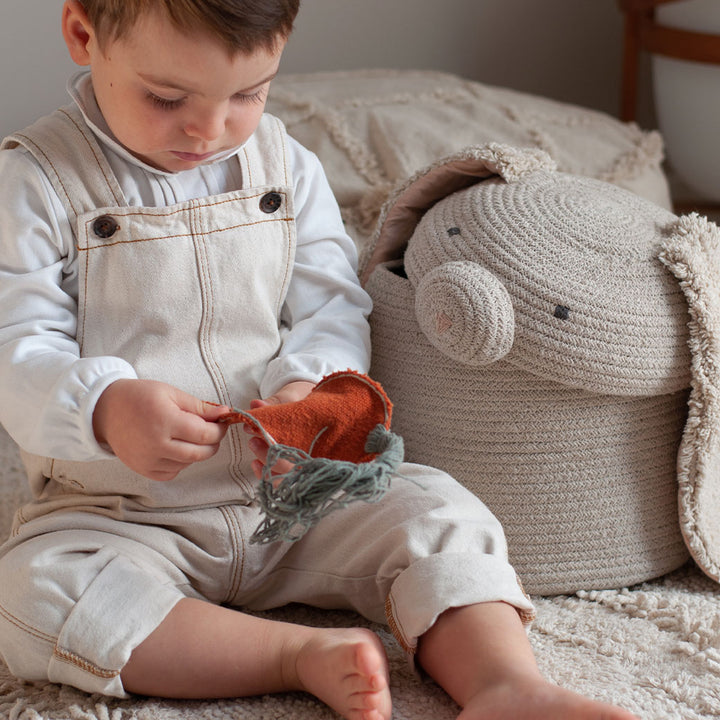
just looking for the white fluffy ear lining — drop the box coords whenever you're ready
[358,143,555,285]
[659,213,720,582]
[479,143,557,183]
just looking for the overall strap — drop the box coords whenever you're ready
[1,104,126,228]
[237,113,292,189]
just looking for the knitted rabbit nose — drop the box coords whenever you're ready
[414,260,515,365]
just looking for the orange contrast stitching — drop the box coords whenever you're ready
[242,144,254,187]
[220,506,245,605]
[53,646,118,679]
[273,115,290,187]
[384,592,416,656]
[0,602,57,646]
[515,574,537,625]
[78,216,293,252]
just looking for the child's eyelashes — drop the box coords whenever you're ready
[232,88,267,105]
[145,88,267,112]
[146,91,186,111]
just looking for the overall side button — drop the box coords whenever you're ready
[259,192,282,214]
[92,215,120,239]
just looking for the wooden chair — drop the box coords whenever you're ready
[618,0,720,121]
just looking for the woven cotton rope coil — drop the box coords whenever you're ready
[362,143,703,594]
[405,171,690,396]
[368,263,690,594]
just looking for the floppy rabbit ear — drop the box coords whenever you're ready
[659,213,720,583]
[358,143,555,285]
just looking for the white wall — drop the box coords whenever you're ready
[0,1,647,139]
[282,0,631,117]
[0,4,77,139]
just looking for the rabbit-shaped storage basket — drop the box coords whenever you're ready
[361,143,720,595]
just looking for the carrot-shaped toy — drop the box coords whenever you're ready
[219,371,405,544]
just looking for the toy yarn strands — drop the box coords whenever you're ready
[219,371,405,543]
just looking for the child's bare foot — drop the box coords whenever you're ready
[458,676,639,720]
[290,627,392,720]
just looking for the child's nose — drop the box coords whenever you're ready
[184,105,227,142]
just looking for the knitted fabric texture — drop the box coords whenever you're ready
[363,143,702,594]
[220,371,404,542]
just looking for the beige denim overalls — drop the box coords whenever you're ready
[0,107,534,698]
[3,105,295,515]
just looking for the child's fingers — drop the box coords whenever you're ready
[198,400,233,421]
[251,459,264,481]
[172,410,229,446]
[242,422,264,437]
[166,438,223,465]
[247,436,295,479]
[248,435,270,463]
[138,449,219,482]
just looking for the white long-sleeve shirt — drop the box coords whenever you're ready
[0,72,372,462]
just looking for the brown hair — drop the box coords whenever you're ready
[80,0,300,54]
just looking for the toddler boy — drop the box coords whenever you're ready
[0,2,638,719]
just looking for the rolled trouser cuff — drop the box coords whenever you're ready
[47,551,184,697]
[385,551,535,656]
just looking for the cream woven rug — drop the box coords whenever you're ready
[0,425,719,720]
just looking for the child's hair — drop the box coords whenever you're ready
[80,0,300,54]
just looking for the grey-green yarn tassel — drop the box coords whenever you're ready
[251,423,404,544]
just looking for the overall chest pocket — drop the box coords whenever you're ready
[74,188,296,406]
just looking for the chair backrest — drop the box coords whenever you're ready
[617,0,720,120]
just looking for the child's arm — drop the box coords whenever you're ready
[0,148,225,479]
[92,379,229,481]
[0,148,138,461]
[259,139,373,399]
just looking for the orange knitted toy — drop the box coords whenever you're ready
[220,370,394,462]
[219,370,405,543]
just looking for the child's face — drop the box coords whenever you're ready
[65,5,285,173]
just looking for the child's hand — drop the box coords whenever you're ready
[93,379,230,481]
[249,380,316,410]
[247,380,316,480]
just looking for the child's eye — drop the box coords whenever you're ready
[146,91,186,111]
[232,88,266,105]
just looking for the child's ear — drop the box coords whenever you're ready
[61,0,95,66]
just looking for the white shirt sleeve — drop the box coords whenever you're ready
[0,134,372,458]
[260,138,373,398]
[0,147,137,460]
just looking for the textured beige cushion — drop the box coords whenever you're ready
[362,144,704,595]
[268,68,672,257]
